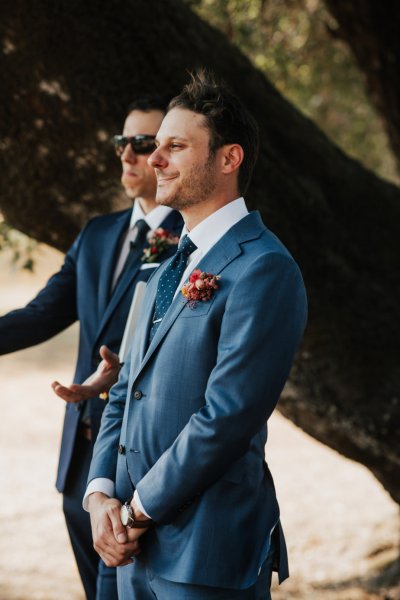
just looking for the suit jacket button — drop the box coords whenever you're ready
[118,445,126,455]
[133,390,143,400]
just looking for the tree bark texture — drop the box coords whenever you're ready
[1,0,400,503]
[326,0,400,170]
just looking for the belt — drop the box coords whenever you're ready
[79,423,92,442]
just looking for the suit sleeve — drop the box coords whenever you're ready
[0,230,82,355]
[136,252,308,524]
[87,357,131,483]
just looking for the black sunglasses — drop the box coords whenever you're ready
[113,134,157,156]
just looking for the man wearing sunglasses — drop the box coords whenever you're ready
[0,95,183,600]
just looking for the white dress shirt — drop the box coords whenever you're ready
[111,202,173,289]
[83,197,249,515]
[174,196,248,297]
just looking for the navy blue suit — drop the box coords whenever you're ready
[0,207,183,599]
[89,212,307,597]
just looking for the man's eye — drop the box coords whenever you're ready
[170,143,182,149]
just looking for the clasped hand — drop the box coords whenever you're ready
[88,493,148,568]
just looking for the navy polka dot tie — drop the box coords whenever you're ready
[149,235,197,342]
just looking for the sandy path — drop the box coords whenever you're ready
[0,246,398,600]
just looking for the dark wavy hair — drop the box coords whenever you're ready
[168,70,259,194]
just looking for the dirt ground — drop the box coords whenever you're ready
[0,245,399,600]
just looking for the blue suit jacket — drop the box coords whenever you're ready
[0,207,183,492]
[89,211,307,589]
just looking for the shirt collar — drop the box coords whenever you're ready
[129,201,173,231]
[181,197,248,255]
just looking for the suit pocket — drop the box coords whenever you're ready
[179,296,216,318]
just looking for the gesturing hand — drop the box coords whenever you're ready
[51,345,120,403]
[88,493,146,568]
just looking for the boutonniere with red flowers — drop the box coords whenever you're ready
[181,269,221,308]
[142,228,179,263]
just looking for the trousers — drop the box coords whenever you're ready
[62,432,118,600]
[117,543,275,600]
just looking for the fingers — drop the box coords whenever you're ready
[51,381,91,402]
[119,559,134,567]
[126,526,148,543]
[52,348,121,405]
[108,503,128,544]
[99,345,120,367]
[94,534,139,567]
[94,530,138,566]
[69,383,93,400]
[89,497,141,568]
[51,381,80,403]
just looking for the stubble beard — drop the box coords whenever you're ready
[157,153,217,210]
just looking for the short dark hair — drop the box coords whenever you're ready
[127,94,172,115]
[168,71,259,195]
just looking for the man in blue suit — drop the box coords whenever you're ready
[85,72,307,599]
[0,95,183,600]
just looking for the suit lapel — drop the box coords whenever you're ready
[136,269,160,362]
[95,210,183,347]
[97,209,132,318]
[96,252,144,338]
[131,211,266,381]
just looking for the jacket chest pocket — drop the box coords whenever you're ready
[179,296,216,318]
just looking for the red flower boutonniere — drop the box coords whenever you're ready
[182,269,221,308]
[142,228,179,263]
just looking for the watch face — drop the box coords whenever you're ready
[120,504,130,527]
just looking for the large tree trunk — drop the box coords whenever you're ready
[326,1,400,170]
[1,0,399,503]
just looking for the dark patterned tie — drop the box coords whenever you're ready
[149,235,197,342]
[113,219,150,290]
[130,219,150,251]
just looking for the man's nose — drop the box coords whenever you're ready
[121,143,138,164]
[147,148,167,169]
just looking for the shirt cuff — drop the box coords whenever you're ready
[133,490,152,519]
[82,478,115,512]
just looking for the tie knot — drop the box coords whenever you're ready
[130,219,150,249]
[178,235,197,257]
[135,219,150,236]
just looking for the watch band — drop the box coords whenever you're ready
[120,501,153,529]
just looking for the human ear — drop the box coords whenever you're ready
[220,144,244,174]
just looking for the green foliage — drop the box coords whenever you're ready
[0,216,38,271]
[185,0,399,184]
[3,0,398,269]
